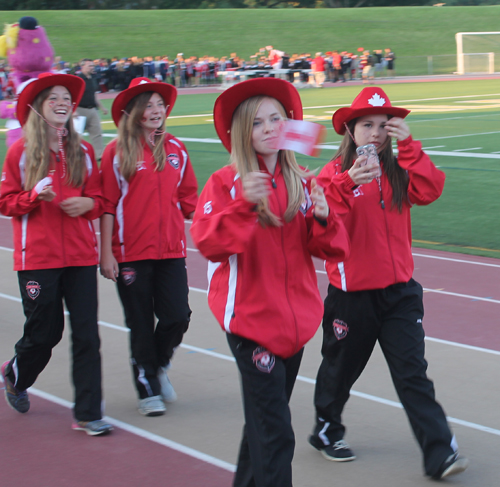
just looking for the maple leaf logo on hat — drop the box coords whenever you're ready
[368,93,386,107]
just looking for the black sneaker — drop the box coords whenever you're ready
[1,361,30,414]
[432,452,469,480]
[309,434,356,462]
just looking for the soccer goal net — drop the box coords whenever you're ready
[456,32,500,74]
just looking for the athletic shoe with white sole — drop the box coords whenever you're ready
[1,360,30,414]
[158,366,177,403]
[138,395,166,416]
[432,452,469,480]
[309,434,356,462]
[72,419,113,436]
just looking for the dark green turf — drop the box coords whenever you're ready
[1,7,500,75]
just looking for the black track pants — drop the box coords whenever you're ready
[227,334,303,487]
[116,258,191,399]
[313,280,455,477]
[7,266,102,421]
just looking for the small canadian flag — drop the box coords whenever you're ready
[276,120,326,157]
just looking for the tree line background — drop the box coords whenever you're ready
[1,0,500,9]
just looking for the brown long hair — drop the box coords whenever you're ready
[24,87,85,190]
[116,91,167,182]
[334,117,408,212]
[230,96,312,227]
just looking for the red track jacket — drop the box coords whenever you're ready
[318,136,445,292]
[0,138,102,271]
[190,160,350,359]
[100,136,198,262]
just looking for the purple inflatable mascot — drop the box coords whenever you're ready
[0,16,54,147]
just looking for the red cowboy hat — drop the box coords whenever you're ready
[111,77,177,126]
[16,72,85,126]
[214,77,303,153]
[332,87,410,135]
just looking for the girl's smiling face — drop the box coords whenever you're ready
[140,92,166,133]
[42,86,72,128]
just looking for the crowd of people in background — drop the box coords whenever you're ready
[0,47,396,99]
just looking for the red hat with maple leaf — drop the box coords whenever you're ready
[332,87,410,135]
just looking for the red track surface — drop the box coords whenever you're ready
[0,395,232,487]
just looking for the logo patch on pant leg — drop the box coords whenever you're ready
[252,346,275,373]
[26,281,41,300]
[333,319,349,340]
[121,267,136,286]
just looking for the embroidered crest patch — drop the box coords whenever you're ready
[121,268,136,286]
[167,153,180,169]
[252,346,275,373]
[333,319,349,340]
[26,281,41,300]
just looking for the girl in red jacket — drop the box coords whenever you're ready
[0,73,112,436]
[308,87,468,479]
[190,78,349,487]
[100,78,198,417]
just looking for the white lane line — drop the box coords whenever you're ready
[422,146,445,150]
[453,147,482,152]
[412,252,500,268]
[1,291,499,438]
[1,290,499,352]
[422,288,500,304]
[0,377,236,472]
[245,267,499,302]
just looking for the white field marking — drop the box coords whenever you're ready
[0,246,13,252]
[421,150,500,159]
[453,147,482,152]
[0,214,11,220]
[305,93,500,111]
[422,146,446,150]
[99,134,224,143]
[419,130,500,141]
[178,137,221,144]
[412,252,500,268]
[492,151,500,154]
[100,113,213,122]
[0,377,236,472]
[407,113,499,124]
[94,131,499,157]
[1,291,500,438]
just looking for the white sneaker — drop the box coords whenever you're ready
[158,366,177,403]
[138,395,166,416]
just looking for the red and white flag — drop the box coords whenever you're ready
[276,120,326,157]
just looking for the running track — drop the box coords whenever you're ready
[1,214,499,484]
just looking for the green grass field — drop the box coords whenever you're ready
[1,79,499,258]
[2,7,500,74]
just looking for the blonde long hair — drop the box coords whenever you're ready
[24,87,85,190]
[230,96,311,227]
[116,91,166,182]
